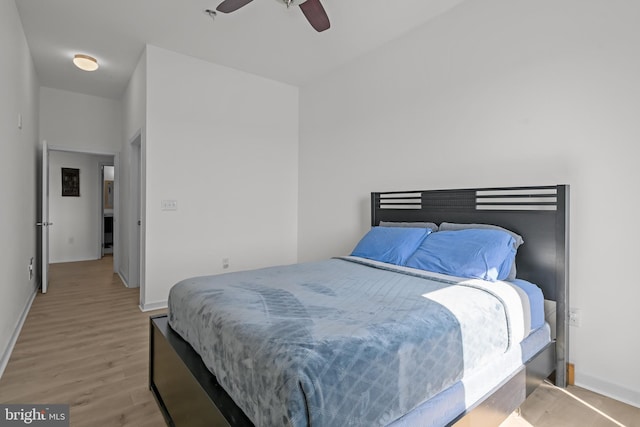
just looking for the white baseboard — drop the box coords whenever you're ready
[139,300,168,312]
[50,256,99,264]
[0,284,38,380]
[576,372,640,409]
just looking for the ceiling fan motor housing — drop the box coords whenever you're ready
[277,0,305,7]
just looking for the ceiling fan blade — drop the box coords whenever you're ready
[299,0,330,32]
[216,0,254,13]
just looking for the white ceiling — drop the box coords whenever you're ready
[16,0,466,99]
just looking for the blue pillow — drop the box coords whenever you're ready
[405,229,517,281]
[439,222,524,280]
[351,227,431,265]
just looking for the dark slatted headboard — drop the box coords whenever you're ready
[371,185,570,386]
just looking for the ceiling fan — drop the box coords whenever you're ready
[216,0,330,32]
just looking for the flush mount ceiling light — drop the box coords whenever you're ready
[73,54,99,71]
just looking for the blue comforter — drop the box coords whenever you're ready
[168,258,515,426]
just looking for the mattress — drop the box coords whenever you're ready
[389,323,551,426]
[167,257,548,427]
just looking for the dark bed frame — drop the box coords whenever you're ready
[149,184,569,427]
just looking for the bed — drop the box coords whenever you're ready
[149,184,569,426]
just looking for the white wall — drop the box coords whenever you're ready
[39,87,123,153]
[0,0,39,374]
[142,45,299,308]
[104,165,114,181]
[48,151,113,263]
[299,0,640,407]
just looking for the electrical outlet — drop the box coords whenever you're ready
[222,258,229,269]
[569,308,581,327]
[28,257,34,280]
[161,200,178,211]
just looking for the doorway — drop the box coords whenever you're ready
[101,164,115,257]
[40,145,119,293]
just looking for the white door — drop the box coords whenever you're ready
[130,136,141,289]
[38,141,52,293]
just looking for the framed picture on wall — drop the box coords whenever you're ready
[61,167,80,197]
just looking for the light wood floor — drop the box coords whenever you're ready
[501,381,639,427]
[0,256,166,426]
[1,257,638,426]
